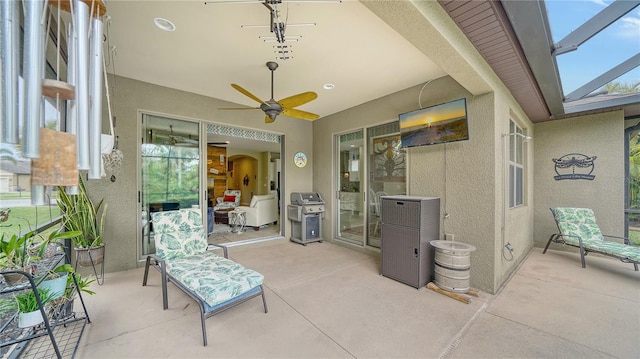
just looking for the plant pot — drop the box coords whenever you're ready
[18,310,44,328]
[40,274,68,299]
[51,297,75,320]
[75,245,105,267]
[2,271,28,286]
[42,243,61,259]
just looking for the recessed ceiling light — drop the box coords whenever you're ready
[154,17,175,32]
[323,83,335,90]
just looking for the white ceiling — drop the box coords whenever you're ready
[103,0,446,149]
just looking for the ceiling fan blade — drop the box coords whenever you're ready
[265,115,275,124]
[281,108,320,121]
[231,84,266,105]
[218,107,261,110]
[278,91,317,108]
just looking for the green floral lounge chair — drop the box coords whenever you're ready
[142,208,267,345]
[545,207,639,271]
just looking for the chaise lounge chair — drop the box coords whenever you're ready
[142,208,268,345]
[545,207,639,271]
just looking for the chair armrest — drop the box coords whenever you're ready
[207,243,228,258]
[147,253,165,266]
[559,233,586,247]
[603,234,635,245]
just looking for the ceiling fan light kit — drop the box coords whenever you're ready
[220,61,319,123]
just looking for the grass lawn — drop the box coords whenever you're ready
[0,206,62,238]
[629,230,640,246]
[0,192,32,200]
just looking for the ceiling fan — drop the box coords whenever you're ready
[220,61,319,123]
[154,125,199,147]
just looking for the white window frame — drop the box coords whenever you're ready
[508,120,525,208]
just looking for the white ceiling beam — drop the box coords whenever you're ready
[553,0,640,56]
[565,53,640,102]
[501,0,565,116]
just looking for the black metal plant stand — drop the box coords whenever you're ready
[74,246,105,286]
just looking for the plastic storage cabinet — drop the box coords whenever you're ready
[380,196,440,288]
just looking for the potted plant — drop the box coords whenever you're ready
[49,274,95,320]
[38,263,74,300]
[0,231,36,285]
[0,288,55,328]
[57,175,107,267]
[1,227,82,287]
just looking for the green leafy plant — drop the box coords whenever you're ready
[16,288,54,313]
[38,263,74,280]
[57,175,107,249]
[71,274,96,297]
[0,231,36,270]
[49,274,95,307]
[32,230,82,259]
[2,288,55,314]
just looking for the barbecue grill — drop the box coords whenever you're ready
[288,192,325,245]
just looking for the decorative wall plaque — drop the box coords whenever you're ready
[552,153,596,180]
[31,128,79,186]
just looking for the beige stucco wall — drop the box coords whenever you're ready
[312,0,537,293]
[84,75,313,273]
[314,75,533,293]
[533,111,625,249]
[81,1,538,293]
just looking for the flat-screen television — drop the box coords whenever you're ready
[399,98,468,148]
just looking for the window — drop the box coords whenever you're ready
[509,120,525,208]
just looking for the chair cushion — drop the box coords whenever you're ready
[166,252,264,307]
[553,207,640,262]
[553,208,604,244]
[151,209,208,260]
[223,195,236,203]
[581,240,640,262]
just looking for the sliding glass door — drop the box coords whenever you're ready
[335,123,406,249]
[336,130,365,246]
[139,114,201,257]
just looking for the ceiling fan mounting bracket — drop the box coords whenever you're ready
[266,61,279,71]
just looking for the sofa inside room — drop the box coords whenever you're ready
[236,193,279,230]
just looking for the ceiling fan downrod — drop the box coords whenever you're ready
[267,61,278,100]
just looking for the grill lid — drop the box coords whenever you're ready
[291,192,324,205]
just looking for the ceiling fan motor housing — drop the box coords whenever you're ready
[262,101,282,119]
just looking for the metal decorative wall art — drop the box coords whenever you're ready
[552,153,596,180]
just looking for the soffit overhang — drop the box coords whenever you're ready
[441,0,640,122]
[439,0,554,123]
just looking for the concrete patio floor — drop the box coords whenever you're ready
[72,240,639,358]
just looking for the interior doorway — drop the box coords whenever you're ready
[206,124,283,245]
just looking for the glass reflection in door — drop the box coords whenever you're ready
[336,130,364,246]
[140,114,200,257]
[367,122,406,248]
